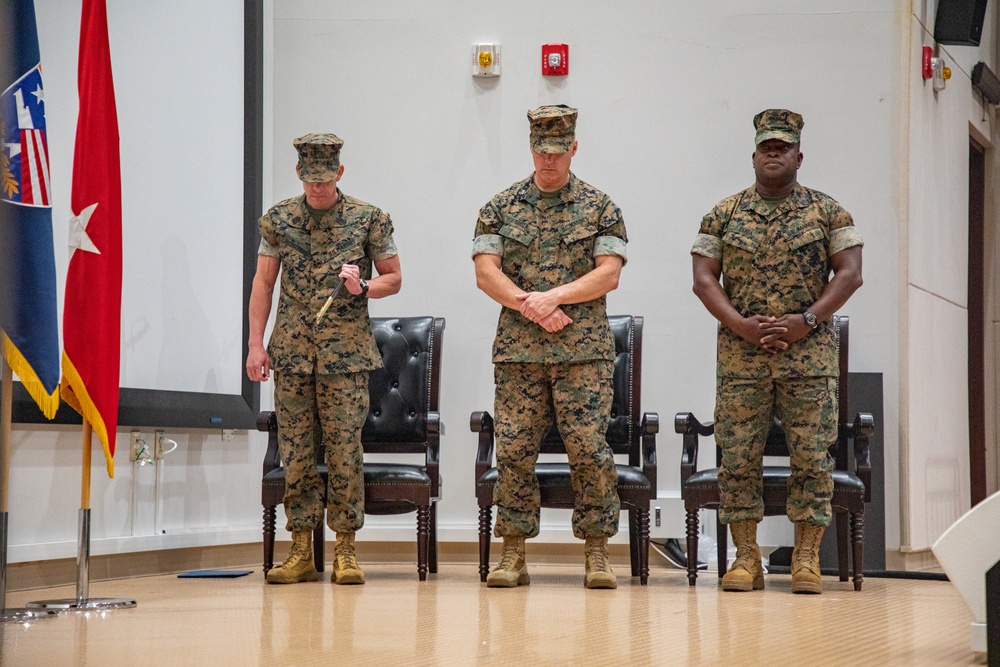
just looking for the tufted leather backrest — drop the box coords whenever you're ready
[362,317,441,452]
[539,315,639,455]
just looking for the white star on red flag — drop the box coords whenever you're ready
[68,202,101,255]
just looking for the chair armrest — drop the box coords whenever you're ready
[426,411,441,498]
[849,412,874,502]
[641,412,658,492]
[676,412,714,485]
[258,411,281,475]
[257,410,276,432]
[471,411,496,480]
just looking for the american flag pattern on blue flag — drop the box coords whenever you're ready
[0,0,61,419]
[2,65,51,206]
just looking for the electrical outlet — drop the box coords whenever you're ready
[655,506,661,527]
[153,431,170,461]
[130,431,143,460]
[222,429,234,442]
[153,430,179,459]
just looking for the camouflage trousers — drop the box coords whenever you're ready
[715,375,837,526]
[274,370,369,533]
[493,360,619,539]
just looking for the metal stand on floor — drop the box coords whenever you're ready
[26,419,135,611]
[0,359,57,622]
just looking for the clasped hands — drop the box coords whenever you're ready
[516,290,573,333]
[737,314,811,354]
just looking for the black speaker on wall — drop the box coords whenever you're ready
[934,0,989,46]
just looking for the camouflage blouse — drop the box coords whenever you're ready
[259,192,397,374]
[473,173,628,364]
[692,183,863,379]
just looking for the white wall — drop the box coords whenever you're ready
[7,0,262,563]
[268,0,904,547]
[23,1,980,563]
[902,1,998,552]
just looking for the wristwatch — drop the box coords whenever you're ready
[358,278,369,298]
[803,311,819,329]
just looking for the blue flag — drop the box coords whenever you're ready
[0,0,60,419]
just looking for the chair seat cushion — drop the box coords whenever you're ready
[684,466,865,493]
[266,464,432,515]
[265,464,431,486]
[364,463,432,486]
[477,463,651,492]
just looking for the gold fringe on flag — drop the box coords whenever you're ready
[60,353,115,478]
[1,332,59,419]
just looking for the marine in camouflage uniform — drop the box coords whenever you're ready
[473,105,627,589]
[247,133,401,585]
[691,109,863,594]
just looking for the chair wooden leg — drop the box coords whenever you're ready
[716,515,727,578]
[263,505,276,573]
[685,509,699,586]
[629,509,639,578]
[429,502,438,574]
[836,511,850,582]
[478,505,492,582]
[637,508,650,585]
[851,511,865,591]
[417,505,430,581]
[313,524,325,573]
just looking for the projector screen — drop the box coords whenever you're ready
[7,0,261,429]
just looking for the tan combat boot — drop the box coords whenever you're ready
[721,520,764,592]
[791,523,825,594]
[332,532,365,585]
[584,536,617,589]
[486,536,529,588]
[265,530,318,584]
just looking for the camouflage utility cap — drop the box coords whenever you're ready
[294,133,343,182]
[528,104,577,154]
[753,109,803,145]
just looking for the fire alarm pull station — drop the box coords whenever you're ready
[542,43,568,76]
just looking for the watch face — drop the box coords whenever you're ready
[805,312,817,327]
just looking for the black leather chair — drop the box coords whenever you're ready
[259,316,445,580]
[472,314,658,584]
[677,315,874,590]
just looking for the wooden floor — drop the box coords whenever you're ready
[1,560,984,666]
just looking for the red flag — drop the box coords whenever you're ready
[60,0,121,478]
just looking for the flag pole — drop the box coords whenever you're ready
[26,416,134,611]
[0,357,57,622]
[77,420,92,602]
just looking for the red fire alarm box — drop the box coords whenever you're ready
[542,43,568,76]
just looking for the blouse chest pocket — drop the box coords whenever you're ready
[784,224,828,277]
[279,226,311,266]
[499,223,536,248]
[498,223,537,284]
[559,219,598,277]
[786,225,825,251]
[720,218,763,281]
[721,220,762,253]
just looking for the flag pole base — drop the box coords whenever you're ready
[25,509,136,611]
[25,597,136,611]
[0,513,57,622]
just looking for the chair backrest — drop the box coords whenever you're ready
[747,315,851,468]
[362,316,444,454]
[539,314,641,459]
